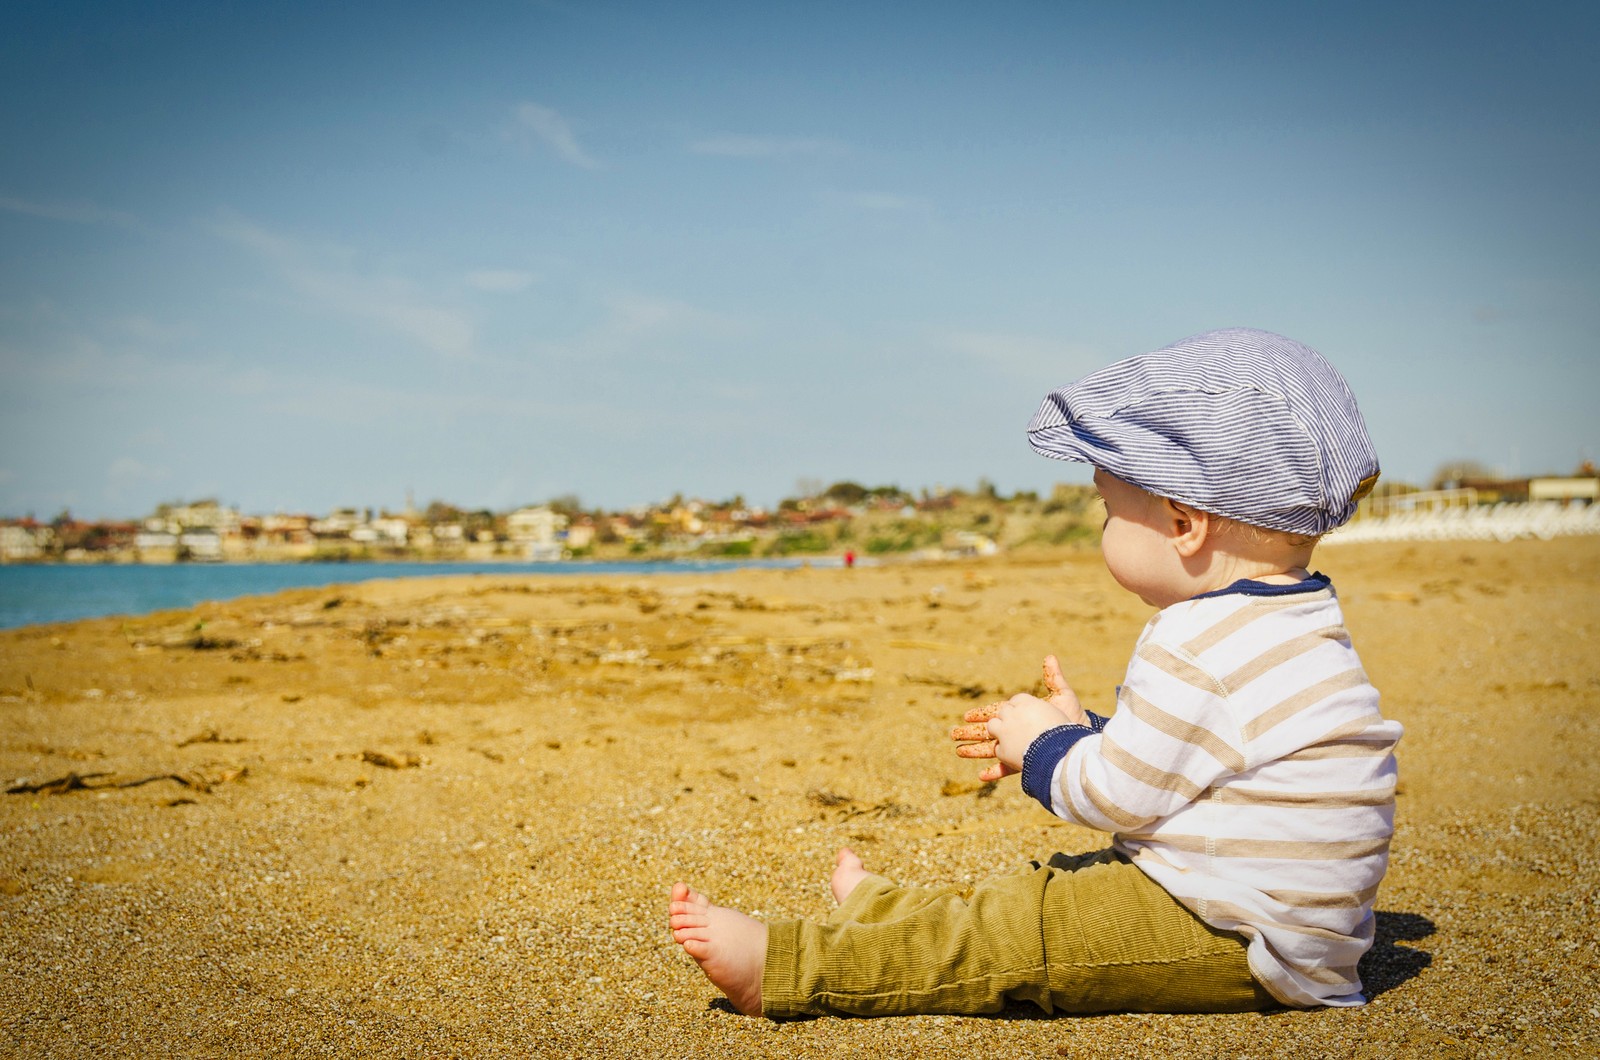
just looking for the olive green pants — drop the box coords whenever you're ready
[762,848,1278,1018]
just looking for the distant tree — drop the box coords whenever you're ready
[424,500,463,524]
[547,493,583,516]
[823,481,868,505]
[78,524,116,551]
[462,509,498,539]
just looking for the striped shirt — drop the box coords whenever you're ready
[1044,574,1401,1007]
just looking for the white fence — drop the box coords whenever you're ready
[1324,501,1600,545]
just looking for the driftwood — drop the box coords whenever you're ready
[5,771,113,795]
[176,728,246,748]
[360,749,421,769]
[902,672,988,698]
[6,767,247,796]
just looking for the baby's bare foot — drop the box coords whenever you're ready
[830,847,870,905]
[668,882,766,1016]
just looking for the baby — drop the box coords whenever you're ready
[670,327,1402,1017]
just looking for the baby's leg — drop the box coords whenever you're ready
[767,849,1269,1018]
[764,860,1056,1018]
[831,847,871,904]
[667,882,766,1016]
[825,847,974,927]
[678,849,1272,1019]
[669,847,886,1016]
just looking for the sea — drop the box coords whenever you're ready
[0,558,828,631]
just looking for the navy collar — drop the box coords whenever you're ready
[1191,570,1331,601]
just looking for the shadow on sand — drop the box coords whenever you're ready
[1358,909,1435,998]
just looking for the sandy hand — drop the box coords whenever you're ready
[949,655,1086,782]
[950,702,1001,750]
[1041,654,1069,698]
[950,702,1007,780]
[1038,654,1088,725]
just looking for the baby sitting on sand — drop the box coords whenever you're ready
[669,328,1402,1017]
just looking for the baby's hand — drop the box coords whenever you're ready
[1037,654,1089,726]
[951,702,1008,782]
[949,655,1088,782]
[954,696,1073,781]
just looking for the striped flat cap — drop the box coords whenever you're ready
[1026,328,1379,536]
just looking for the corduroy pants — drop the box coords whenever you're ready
[762,848,1279,1018]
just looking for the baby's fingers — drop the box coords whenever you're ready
[1042,654,1068,698]
[955,740,998,760]
[963,702,1002,723]
[949,722,990,742]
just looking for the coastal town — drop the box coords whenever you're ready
[0,480,1098,566]
[3,464,1597,565]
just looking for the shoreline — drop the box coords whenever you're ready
[0,554,865,633]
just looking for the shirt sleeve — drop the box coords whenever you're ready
[1049,642,1247,832]
[1018,711,1110,811]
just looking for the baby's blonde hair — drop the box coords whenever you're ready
[1211,515,1321,552]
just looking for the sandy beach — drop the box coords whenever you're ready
[3,537,1597,1058]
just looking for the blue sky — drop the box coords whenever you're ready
[2,1,1596,519]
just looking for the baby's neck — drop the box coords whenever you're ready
[1190,545,1317,598]
[1217,561,1311,587]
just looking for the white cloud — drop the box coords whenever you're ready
[117,315,192,343]
[466,269,539,293]
[942,331,1101,381]
[589,291,744,352]
[689,135,846,158]
[838,191,930,212]
[513,290,749,374]
[511,102,600,169]
[2,334,147,386]
[0,192,146,231]
[211,213,474,358]
[300,269,473,356]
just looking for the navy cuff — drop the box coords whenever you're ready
[1085,711,1109,733]
[1020,724,1097,812]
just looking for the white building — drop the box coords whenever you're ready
[1529,477,1599,503]
[310,508,364,537]
[507,506,569,560]
[178,530,224,561]
[370,517,410,546]
[0,524,48,562]
[135,530,178,551]
[144,501,242,536]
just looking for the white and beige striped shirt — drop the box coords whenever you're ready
[1049,575,1401,1007]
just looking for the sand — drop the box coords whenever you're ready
[2,537,1598,1058]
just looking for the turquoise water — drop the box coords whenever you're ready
[0,558,823,630]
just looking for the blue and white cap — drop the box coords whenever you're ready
[1026,328,1379,536]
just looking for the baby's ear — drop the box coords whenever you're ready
[1164,497,1211,558]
